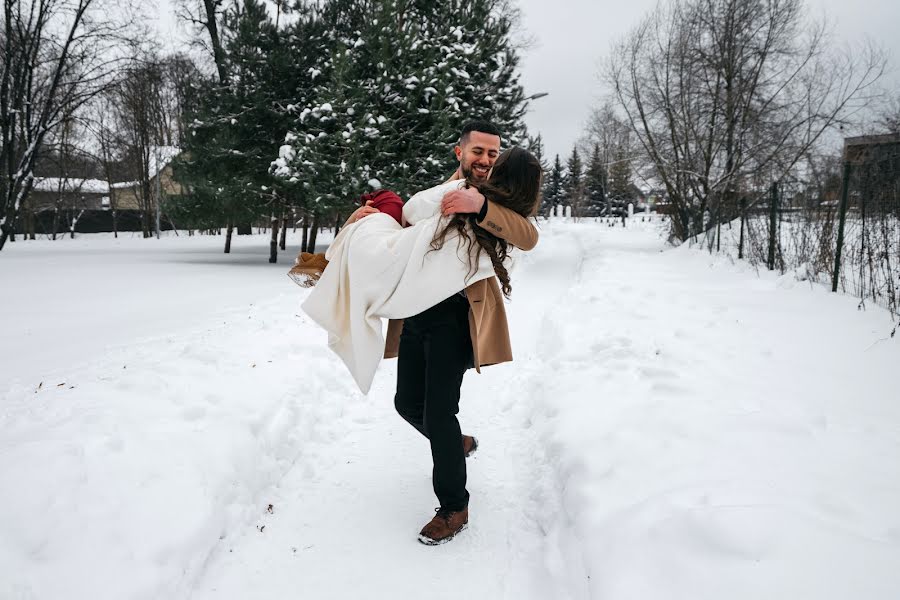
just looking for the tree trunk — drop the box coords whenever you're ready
[202,0,229,84]
[224,221,234,253]
[25,204,35,240]
[738,198,746,259]
[767,181,778,271]
[279,215,287,250]
[301,214,309,252]
[52,208,60,241]
[307,213,320,253]
[142,196,151,238]
[269,215,279,263]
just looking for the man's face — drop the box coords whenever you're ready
[455,131,501,181]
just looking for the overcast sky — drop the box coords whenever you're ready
[514,0,900,159]
[152,0,900,160]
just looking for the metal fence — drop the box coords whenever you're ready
[700,134,900,324]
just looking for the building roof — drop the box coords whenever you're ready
[32,177,109,194]
[110,181,139,189]
[31,147,181,196]
[148,146,181,180]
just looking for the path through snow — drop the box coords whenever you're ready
[189,222,590,599]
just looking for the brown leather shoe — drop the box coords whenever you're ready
[287,252,329,287]
[417,507,468,545]
[462,435,478,458]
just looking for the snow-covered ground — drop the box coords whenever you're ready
[1,220,898,599]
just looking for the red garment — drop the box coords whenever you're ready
[359,189,403,225]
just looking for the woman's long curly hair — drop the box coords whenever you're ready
[431,146,543,298]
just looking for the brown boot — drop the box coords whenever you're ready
[418,507,469,546]
[287,252,329,287]
[462,435,478,458]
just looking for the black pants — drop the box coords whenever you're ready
[394,293,473,511]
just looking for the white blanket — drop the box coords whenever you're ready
[301,180,496,393]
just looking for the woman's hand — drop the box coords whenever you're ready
[441,187,485,216]
[347,200,380,224]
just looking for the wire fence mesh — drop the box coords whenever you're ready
[696,135,900,324]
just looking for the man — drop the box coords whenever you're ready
[384,121,539,545]
[446,120,502,182]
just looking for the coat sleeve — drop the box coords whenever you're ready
[477,200,539,251]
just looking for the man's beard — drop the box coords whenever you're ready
[462,163,490,182]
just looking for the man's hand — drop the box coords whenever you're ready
[347,200,380,224]
[441,187,485,216]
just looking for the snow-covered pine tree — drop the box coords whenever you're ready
[174,0,309,252]
[273,0,529,204]
[584,143,607,217]
[425,0,528,146]
[563,146,583,216]
[525,133,549,174]
[607,147,634,204]
[542,154,564,216]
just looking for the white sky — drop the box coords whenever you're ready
[151,0,900,160]
[514,0,900,159]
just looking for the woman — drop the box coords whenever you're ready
[299,147,542,394]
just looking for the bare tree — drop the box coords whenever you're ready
[110,51,189,238]
[880,95,900,134]
[0,0,134,250]
[84,92,122,237]
[176,0,228,84]
[606,0,886,242]
[583,102,635,174]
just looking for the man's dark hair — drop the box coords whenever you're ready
[460,120,502,144]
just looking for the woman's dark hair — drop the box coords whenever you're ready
[431,146,543,298]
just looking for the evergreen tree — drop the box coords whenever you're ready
[173,0,312,251]
[170,0,532,257]
[563,146,583,215]
[584,143,607,216]
[525,133,549,174]
[274,0,529,204]
[542,154,564,216]
[608,147,634,202]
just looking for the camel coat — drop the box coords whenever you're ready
[383,200,538,371]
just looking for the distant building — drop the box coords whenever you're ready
[109,146,184,209]
[28,177,111,211]
[19,146,183,235]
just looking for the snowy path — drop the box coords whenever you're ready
[189,226,589,599]
[2,222,898,599]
